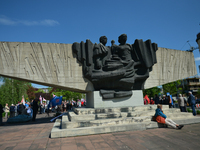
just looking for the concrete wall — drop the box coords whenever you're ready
[145,47,197,89]
[0,42,197,92]
[0,42,93,92]
[86,90,143,108]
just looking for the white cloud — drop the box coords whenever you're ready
[0,15,16,25]
[195,57,200,61]
[0,15,59,26]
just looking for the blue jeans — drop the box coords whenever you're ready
[191,104,196,116]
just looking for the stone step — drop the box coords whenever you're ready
[62,116,152,129]
[68,112,96,122]
[63,111,193,130]
[96,112,128,119]
[69,108,192,122]
[51,116,200,138]
[129,108,180,117]
[73,105,170,115]
[167,112,194,119]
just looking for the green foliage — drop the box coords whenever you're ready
[143,87,161,98]
[163,80,182,95]
[52,88,85,101]
[196,110,200,114]
[35,88,45,93]
[187,108,192,113]
[2,112,10,117]
[0,76,85,106]
[0,77,30,106]
[197,89,200,98]
[27,85,36,100]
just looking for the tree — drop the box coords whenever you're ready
[0,77,30,106]
[143,87,161,98]
[50,88,84,101]
[197,89,200,98]
[163,80,182,96]
[26,85,36,100]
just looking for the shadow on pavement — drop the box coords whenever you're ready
[2,112,55,127]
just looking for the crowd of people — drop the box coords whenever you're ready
[0,91,198,126]
[145,91,198,116]
[144,94,174,107]
[1,99,41,120]
[0,97,86,125]
[58,99,86,113]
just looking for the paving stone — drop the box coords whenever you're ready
[1,112,200,149]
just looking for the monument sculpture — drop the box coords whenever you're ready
[72,34,158,99]
[0,36,198,138]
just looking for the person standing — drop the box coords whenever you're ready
[158,96,162,104]
[178,94,186,112]
[9,104,15,118]
[182,94,188,112]
[150,97,155,105]
[188,91,196,116]
[63,100,67,112]
[0,104,3,125]
[167,95,172,108]
[4,103,9,119]
[162,95,167,104]
[30,100,34,109]
[32,99,38,121]
[19,102,25,115]
[154,94,159,104]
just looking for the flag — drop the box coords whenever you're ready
[21,96,25,105]
[144,95,150,104]
[39,95,42,104]
[51,96,63,107]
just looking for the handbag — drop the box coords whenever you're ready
[152,115,156,121]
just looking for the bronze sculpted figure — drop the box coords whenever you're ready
[72,34,158,99]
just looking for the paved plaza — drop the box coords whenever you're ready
[0,113,200,150]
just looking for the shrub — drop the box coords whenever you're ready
[197,110,200,114]
[2,112,10,117]
[187,108,192,113]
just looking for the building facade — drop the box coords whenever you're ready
[181,76,200,94]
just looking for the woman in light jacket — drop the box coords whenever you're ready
[4,103,9,119]
[155,104,184,129]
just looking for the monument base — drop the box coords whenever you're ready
[51,105,200,138]
[86,90,143,108]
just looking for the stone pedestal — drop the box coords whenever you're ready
[86,90,143,108]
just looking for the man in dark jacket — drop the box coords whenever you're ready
[0,104,3,125]
[188,91,196,116]
[32,99,39,121]
[19,103,25,115]
[154,94,159,104]
[10,104,15,118]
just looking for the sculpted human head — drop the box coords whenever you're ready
[118,34,127,45]
[99,36,107,46]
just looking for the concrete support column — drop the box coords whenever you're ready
[86,90,144,108]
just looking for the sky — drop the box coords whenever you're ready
[0,0,200,88]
